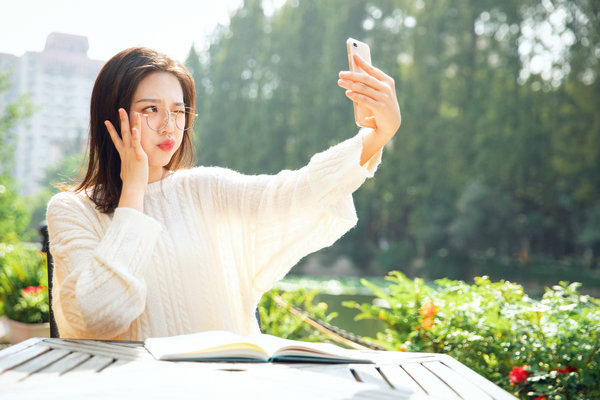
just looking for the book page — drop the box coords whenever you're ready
[145,331,374,363]
[145,330,270,361]
[246,334,374,363]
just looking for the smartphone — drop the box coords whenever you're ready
[346,38,376,129]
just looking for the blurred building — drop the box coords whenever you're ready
[0,32,103,195]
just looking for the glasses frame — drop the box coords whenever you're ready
[140,106,197,132]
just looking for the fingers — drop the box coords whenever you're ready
[131,127,144,158]
[130,113,146,159]
[119,108,132,148]
[338,78,382,102]
[131,109,142,134]
[338,55,397,109]
[104,120,123,154]
[339,71,387,93]
[344,89,379,111]
[353,54,394,86]
[340,54,395,91]
[105,109,144,156]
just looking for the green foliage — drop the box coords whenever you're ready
[24,151,87,234]
[343,272,600,399]
[258,288,338,343]
[0,243,49,324]
[1,69,34,242]
[449,182,515,255]
[0,176,31,243]
[0,70,32,174]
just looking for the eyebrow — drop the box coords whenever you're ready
[134,98,185,106]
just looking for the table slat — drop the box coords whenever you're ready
[298,363,357,382]
[0,344,50,373]
[377,364,427,394]
[0,348,70,384]
[43,338,150,360]
[437,355,517,400]
[402,362,462,399]
[424,361,494,400]
[0,338,44,361]
[37,351,92,375]
[351,365,392,390]
[68,355,115,373]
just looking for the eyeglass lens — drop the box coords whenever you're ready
[146,107,195,131]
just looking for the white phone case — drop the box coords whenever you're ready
[347,38,376,128]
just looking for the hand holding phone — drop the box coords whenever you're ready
[340,38,402,163]
[346,38,377,129]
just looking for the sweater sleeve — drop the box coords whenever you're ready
[221,128,382,294]
[46,193,163,339]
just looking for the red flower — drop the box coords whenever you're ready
[508,365,530,385]
[557,365,577,374]
[22,285,45,295]
[534,395,547,400]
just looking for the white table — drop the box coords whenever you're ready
[0,337,517,399]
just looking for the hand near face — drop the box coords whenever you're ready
[105,109,149,194]
[338,54,401,142]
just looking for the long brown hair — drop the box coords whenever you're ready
[76,47,196,213]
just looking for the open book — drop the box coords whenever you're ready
[144,330,374,363]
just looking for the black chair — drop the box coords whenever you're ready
[39,221,261,338]
[40,221,59,338]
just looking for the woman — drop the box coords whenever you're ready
[47,46,400,340]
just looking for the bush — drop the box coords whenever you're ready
[343,272,600,400]
[259,288,337,343]
[0,176,32,243]
[0,242,49,324]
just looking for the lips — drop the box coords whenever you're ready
[158,139,175,152]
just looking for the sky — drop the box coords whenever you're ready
[0,0,262,62]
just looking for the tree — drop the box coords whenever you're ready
[25,152,86,234]
[0,70,32,242]
[183,0,600,277]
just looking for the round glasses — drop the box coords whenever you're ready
[141,106,197,132]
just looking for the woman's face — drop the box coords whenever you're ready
[129,71,185,177]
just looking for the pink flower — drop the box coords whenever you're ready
[508,365,530,385]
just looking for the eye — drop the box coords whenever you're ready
[143,105,159,114]
[173,109,186,116]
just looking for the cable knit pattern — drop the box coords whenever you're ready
[46,129,382,340]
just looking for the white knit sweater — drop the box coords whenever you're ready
[46,130,382,341]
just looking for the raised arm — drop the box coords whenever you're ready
[208,129,381,302]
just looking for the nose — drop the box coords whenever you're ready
[160,112,176,134]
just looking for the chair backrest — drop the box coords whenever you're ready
[40,221,59,338]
